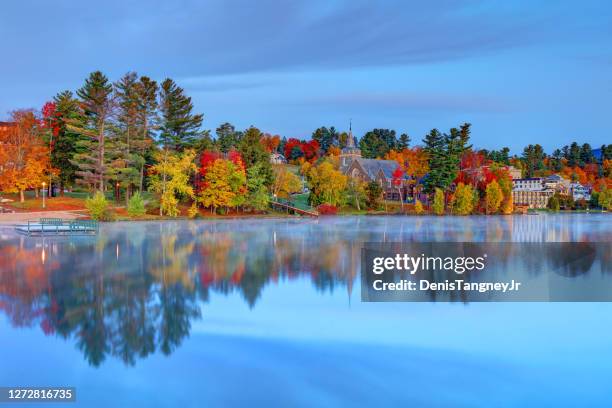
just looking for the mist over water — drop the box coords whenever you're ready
[0,214,611,407]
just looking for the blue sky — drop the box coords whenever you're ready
[1,0,610,153]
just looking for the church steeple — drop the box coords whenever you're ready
[346,119,355,148]
[340,119,361,169]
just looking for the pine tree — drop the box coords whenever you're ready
[50,90,83,193]
[398,133,410,150]
[238,127,273,186]
[69,71,115,192]
[422,129,445,193]
[111,72,142,204]
[459,122,473,152]
[134,76,159,191]
[159,78,203,151]
[216,122,241,153]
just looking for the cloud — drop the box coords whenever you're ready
[301,91,511,113]
[0,0,576,81]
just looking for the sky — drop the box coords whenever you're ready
[1,0,611,154]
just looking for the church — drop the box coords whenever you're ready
[339,126,411,202]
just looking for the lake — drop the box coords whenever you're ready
[0,214,611,407]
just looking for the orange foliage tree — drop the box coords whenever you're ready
[0,110,52,202]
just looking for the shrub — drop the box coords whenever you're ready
[187,203,199,218]
[127,192,146,217]
[414,199,424,215]
[86,191,111,221]
[317,204,338,215]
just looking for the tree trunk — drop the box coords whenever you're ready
[60,182,65,197]
[20,190,25,203]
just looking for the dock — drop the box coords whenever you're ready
[270,196,319,217]
[15,218,99,236]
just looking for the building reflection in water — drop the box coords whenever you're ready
[0,215,609,367]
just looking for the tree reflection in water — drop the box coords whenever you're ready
[0,220,359,367]
[0,215,609,367]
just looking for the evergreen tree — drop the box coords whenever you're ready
[216,122,241,153]
[50,90,83,193]
[568,142,580,167]
[522,144,545,178]
[312,126,338,153]
[69,71,115,191]
[238,127,273,186]
[422,129,445,193]
[459,122,473,152]
[580,143,594,165]
[442,128,462,187]
[134,76,159,191]
[397,133,410,150]
[159,78,203,151]
[112,72,142,204]
[359,129,396,158]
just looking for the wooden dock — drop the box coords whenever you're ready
[15,218,99,236]
[270,197,319,217]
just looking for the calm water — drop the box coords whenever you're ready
[0,214,611,407]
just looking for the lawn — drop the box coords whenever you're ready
[1,195,87,211]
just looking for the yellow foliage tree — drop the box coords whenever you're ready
[198,159,247,214]
[451,183,475,215]
[485,180,504,214]
[272,165,302,198]
[306,160,348,206]
[149,149,196,216]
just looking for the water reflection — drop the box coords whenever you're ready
[0,214,610,367]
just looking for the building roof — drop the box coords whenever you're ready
[353,158,404,180]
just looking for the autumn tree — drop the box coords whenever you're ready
[149,149,196,216]
[272,165,302,198]
[451,183,475,215]
[0,110,51,202]
[485,180,503,214]
[347,177,366,211]
[392,167,405,210]
[306,160,348,206]
[198,158,246,214]
[432,188,445,215]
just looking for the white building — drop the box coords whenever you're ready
[570,183,591,201]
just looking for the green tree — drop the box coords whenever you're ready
[134,76,159,191]
[422,129,445,193]
[397,133,410,150]
[347,177,366,211]
[312,126,338,153]
[216,122,242,153]
[522,144,545,178]
[598,188,611,210]
[69,71,115,192]
[432,188,445,215]
[246,164,270,211]
[238,127,273,186]
[50,90,84,193]
[359,129,396,158]
[485,180,503,214]
[158,78,203,151]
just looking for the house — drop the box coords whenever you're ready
[570,182,591,201]
[339,126,410,201]
[270,152,287,164]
